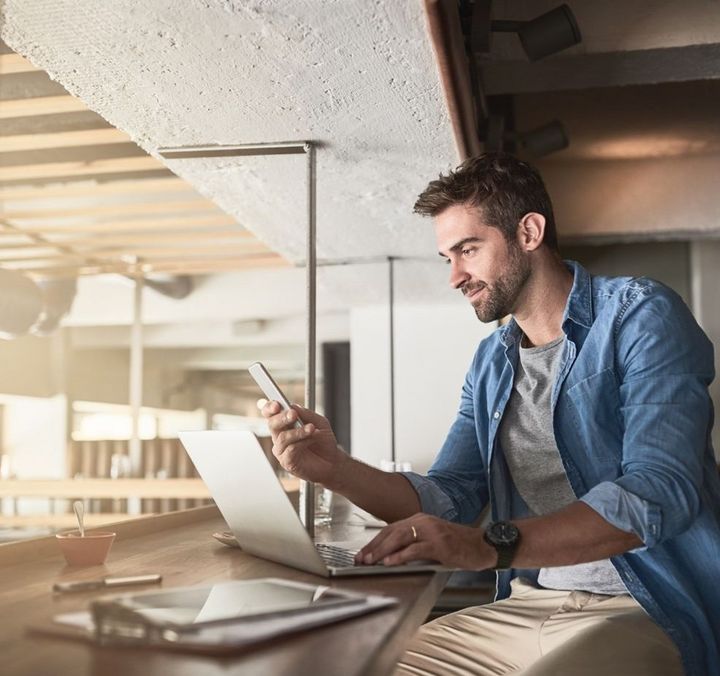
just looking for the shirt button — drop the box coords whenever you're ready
[493,411,500,420]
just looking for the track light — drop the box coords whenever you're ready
[482,116,569,157]
[471,2,582,61]
[0,270,78,338]
[519,120,569,156]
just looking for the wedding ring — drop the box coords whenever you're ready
[411,525,418,541]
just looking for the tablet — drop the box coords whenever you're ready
[92,578,368,632]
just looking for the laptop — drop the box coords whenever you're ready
[179,430,446,577]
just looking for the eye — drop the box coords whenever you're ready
[461,247,476,257]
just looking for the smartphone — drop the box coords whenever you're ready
[248,362,303,429]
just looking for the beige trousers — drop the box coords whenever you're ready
[395,578,683,676]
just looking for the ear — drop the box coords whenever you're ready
[517,212,546,252]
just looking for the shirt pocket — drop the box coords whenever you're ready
[564,367,624,468]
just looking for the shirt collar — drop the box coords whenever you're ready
[561,260,593,330]
[499,259,593,347]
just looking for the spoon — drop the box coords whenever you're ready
[73,500,85,537]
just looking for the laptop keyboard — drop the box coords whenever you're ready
[315,543,358,568]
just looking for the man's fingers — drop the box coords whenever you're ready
[260,400,281,418]
[266,406,303,434]
[291,405,327,428]
[381,542,431,567]
[275,424,315,454]
[356,519,417,564]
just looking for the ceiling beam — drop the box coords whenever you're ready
[79,242,274,258]
[0,156,163,182]
[3,230,253,249]
[3,199,219,220]
[0,70,66,101]
[0,95,88,118]
[0,128,132,153]
[483,43,720,95]
[9,253,289,276]
[0,177,189,201]
[0,53,37,75]
[0,242,272,262]
[0,213,239,235]
[69,230,253,246]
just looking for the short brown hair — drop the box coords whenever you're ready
[413,152,559,252]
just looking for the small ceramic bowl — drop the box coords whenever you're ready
[56,530,116,566]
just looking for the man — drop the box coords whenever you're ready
[262,153,720,675]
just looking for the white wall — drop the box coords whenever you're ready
[350,304,494,473]
[0,394,67,516]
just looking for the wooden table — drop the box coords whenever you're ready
[0,501,449,676]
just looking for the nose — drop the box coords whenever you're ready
[448,259,470,290]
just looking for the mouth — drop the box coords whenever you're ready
[463,283,486,302]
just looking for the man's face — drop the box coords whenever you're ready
[434,203,530,323]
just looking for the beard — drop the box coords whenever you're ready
[463,244,531,323]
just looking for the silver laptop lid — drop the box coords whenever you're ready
[179,430,328,577]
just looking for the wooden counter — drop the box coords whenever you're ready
[0,502,449,676]
[0,477,298,499]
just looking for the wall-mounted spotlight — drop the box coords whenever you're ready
[519,120,569,156]
[471,2,582,61]
[483,115,569,157]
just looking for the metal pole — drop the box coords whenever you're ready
[300,142,317,536]
[389,257,396,464]
[128,270,144,514]
[158,141,310,159]
[158,140,319,534]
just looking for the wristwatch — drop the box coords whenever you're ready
[483,521,521,570]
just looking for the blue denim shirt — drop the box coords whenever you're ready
[405,261,720,676]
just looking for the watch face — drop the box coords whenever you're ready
[489,521,520,546]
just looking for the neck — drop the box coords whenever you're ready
[512,253,573,347]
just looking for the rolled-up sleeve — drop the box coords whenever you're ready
[401,472,458,520]
[581,481,662,548]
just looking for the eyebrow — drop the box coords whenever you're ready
[438,237,483,258]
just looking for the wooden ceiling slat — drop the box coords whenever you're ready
[6,253,288,276]
[0,128,132,153]
[0,242,271,263]
[0,156,163,181]
[0,230,253,250]
[4,199,219,220]
[0,54,37,75]
[135,257,289,274]
[0,177,188,201]
[0,71,67,101]
[0,95,87,119]
[0,112,111,137]
[78,243,273,259]
[0,143,148,170]
[1,214,238,235]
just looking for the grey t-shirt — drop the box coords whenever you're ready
[498,335,628,595]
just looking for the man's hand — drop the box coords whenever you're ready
[261,401,348,488]
[355,513,497,569]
